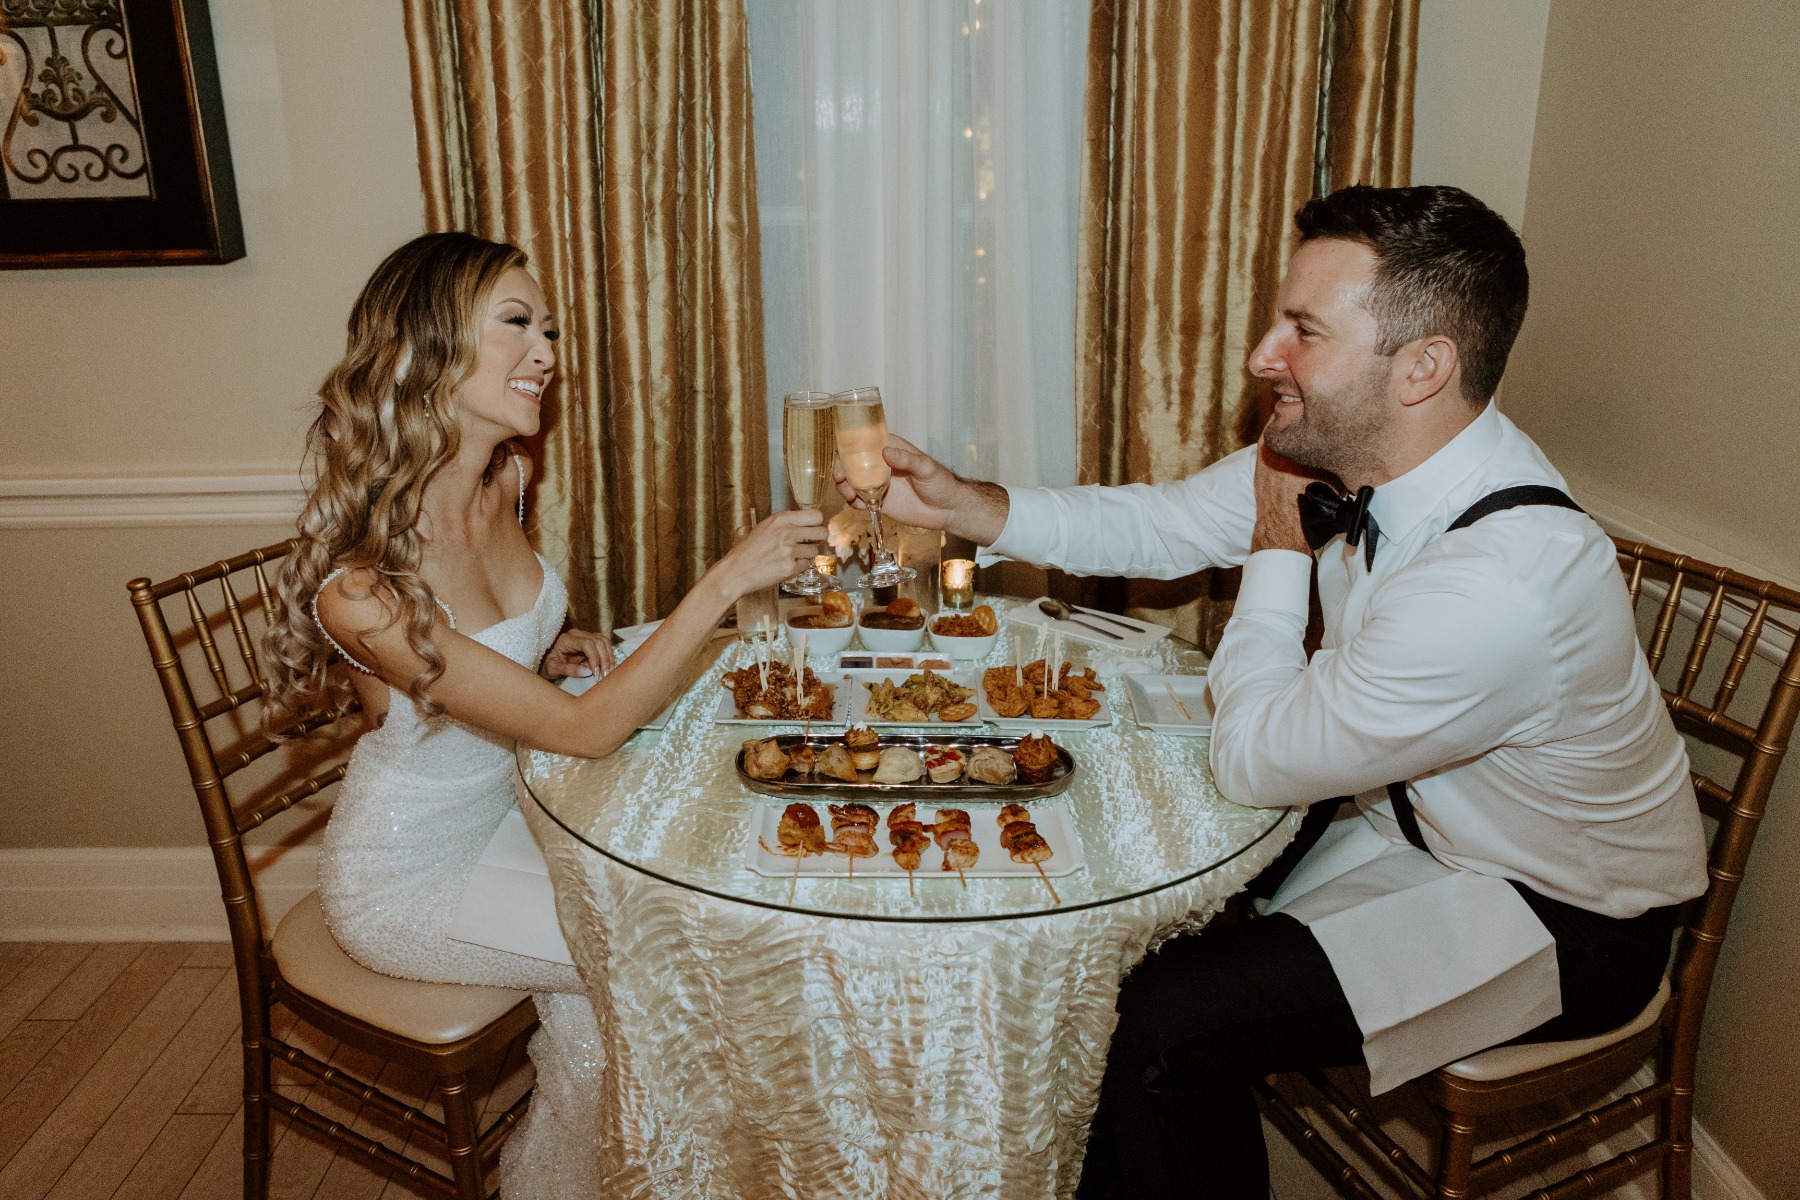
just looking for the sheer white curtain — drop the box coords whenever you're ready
[747,0,1088,507]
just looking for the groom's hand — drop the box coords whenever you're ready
[833,435,1009,546]
[1251,441,1316,555]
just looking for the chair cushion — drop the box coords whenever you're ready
[271,891,532,1045]
[1440,977,1669,1082]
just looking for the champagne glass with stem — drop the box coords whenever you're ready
[780,390,837,594]
[832,386,915,588]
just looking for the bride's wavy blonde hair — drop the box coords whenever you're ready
[262,232,528,729]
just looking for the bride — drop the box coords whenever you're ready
[261,231,823,1195]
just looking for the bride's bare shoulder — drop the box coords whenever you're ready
[315,568,400,638]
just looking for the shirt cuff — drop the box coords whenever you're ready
[1233,549,1313,622]
[978,485,1046,567]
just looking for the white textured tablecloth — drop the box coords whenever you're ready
[520,631,1298,1198]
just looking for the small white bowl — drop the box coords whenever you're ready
[785,608,855,658]
[927,622,999,661]
[856,615,926,653]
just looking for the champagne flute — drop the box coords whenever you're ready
[780,390,837,594]
[832,386,916,588]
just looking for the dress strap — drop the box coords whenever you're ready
[513,452,526,525]
[312,568,375,674]
[312,567,457,676]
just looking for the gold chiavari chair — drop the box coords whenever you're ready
[1257,538,1800,1200]
[128,540,540,1199]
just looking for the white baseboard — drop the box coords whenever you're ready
[0,844,317,941]
[1693,1120,1769,1200]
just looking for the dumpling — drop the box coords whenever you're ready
[967,745,1017,786]
[814,743,861,782]
[741,738,790,780]
[873,746,924,784]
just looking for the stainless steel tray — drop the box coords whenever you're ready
[735,732,1076,802]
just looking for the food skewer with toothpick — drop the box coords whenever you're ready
[827,802,879,880]
[757,802,826,902]
[997,803,1060,904]
[885,802,929,895]
[931,807,978,886]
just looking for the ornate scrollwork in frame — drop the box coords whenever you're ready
[0,0,242,267]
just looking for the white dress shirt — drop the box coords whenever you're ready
[989,404,1707,1089]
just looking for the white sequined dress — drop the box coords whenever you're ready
[315,535,603,1197]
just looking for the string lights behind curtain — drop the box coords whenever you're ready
[405,0,770,630]
[1077,0,1416,645]
[746,0,1089,504]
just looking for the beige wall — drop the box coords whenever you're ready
[1505,0,1800,588]
[1505,2,1800,1194]
[1411,0,1551,231]
[0,0,423,847]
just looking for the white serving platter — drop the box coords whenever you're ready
[711,679,853,727]
[845,669,985,729]
[742,801,1084,880]
[974,666,1116,731]
[1123,674,1213,736]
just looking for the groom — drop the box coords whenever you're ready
[841,184,1706,1196]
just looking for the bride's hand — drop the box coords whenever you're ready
[540,629,614,680]
[714,509,828,597]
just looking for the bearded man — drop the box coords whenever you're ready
[841,185,1705,1198]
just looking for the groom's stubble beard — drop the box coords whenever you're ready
[1261,356,1394,485]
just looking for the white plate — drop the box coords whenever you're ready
[975,669,1116,731]
[712,680,853,726]
[845,669,984,728]
[1123,674,1213,736]
[743,801,1084,880]
[1004,597,1170,652]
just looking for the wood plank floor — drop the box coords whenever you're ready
[0,943,531,1200]
[0,941,1652,1200]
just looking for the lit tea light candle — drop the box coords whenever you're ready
[941,558,976,611]
[814,554,838,578]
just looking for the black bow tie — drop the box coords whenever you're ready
[1297,482,1381,568]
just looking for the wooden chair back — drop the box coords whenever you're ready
[1258,538,1800,1200]
[1614,538,1800,1179]
[127,539,359,976]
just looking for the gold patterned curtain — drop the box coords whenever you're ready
[404,0,770,630]
[1073,0,1415,645]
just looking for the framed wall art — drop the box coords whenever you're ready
[0,0,243,268]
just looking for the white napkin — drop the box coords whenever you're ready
[1089,650,1162,676]
[1267,817,1560,1094]
[446,800,575,967]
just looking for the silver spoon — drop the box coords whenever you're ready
[1038,598,1124,640]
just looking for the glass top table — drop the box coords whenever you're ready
[517,602,1289,923]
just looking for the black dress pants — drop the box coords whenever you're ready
[1076,891,1678,1200]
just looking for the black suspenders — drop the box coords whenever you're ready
[1383,486,1585,852]
[1247,484,1586,895]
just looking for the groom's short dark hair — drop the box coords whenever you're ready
[1296,185,1528,403]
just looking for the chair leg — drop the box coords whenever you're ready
[1434,1112,1478,1200]
[439,1070,487,1200]
[241,1031,273,1200]
[1661,1043,1696,1200]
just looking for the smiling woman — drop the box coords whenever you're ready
[459,267,560,442]
[252,231,829,1197]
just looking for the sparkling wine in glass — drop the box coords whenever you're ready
[832,386,915,588]
[780,391,837,594]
